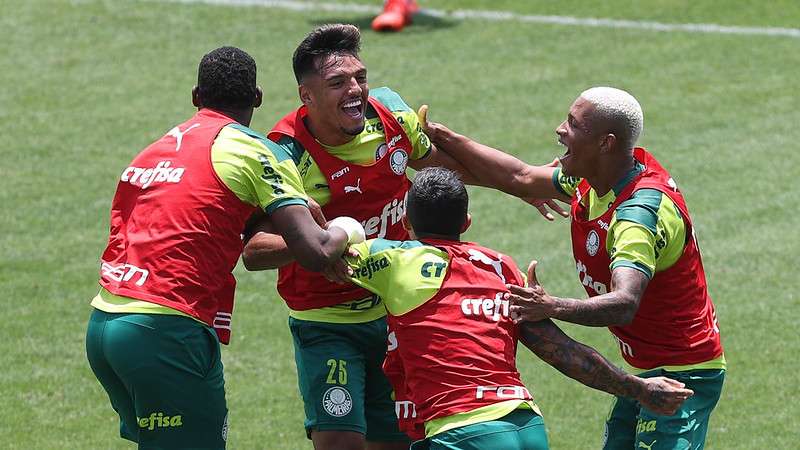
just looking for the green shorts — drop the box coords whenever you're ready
[411,409,549,450]
[603,368,725,450]
[289,316,408,443]
[85,309,228,449]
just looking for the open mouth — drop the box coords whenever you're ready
[341,98,363,119]
[557,138,571,161]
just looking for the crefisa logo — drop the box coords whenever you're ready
[322,386,353,417]
[586,229,600,256]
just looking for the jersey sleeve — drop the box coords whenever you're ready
[346,239,448,316]
[552,167,580,197]
[608,188,687,278]
[370,86,432,160]
[211,124,308,214]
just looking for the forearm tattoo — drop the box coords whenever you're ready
[554,268,649,327]
[519,320,642,399]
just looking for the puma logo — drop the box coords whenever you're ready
[344,178,362,194]
[166,123,200,151]
[467,249,505,283]
[638,440,656,450]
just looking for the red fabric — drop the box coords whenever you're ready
[385,240,532,427]
[269,98,412,310]
[569,148,724,368]
[99,109,256,344]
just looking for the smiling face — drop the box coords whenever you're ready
[555,97,608,179]
[300,53,369,146]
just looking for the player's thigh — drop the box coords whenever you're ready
[602,395,639,450]
[86,309,139,442]
[290,318,368,434]
[103,313,228,449]
[426,410,549,450]
[363,324,408,444]
[636,369,725,450]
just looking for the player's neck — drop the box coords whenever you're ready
[205,107,253,127]
[589,152,636,197]
[414,232,461,242]
[303,115,354,147]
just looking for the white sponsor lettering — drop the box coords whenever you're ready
[361,193,406,238]
[387,330,398,352]
[476,385,530,400]
[614,335,635,357]
[460,292,509,322]
[331,166,350,180]
[101,262,149,286]
[387,134,402,148]
[121,160,185,189]
[213,312,232,331]
[597,219,610,231]
[395,400,417,419]
[576,259,609,294]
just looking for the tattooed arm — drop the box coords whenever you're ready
[508,266,649,326]
[519,319,692,415]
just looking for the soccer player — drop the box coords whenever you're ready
[424,87,725,449]
[345,167,694,450]
[242,23,561,450]
[85,47,360,449]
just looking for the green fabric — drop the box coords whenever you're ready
[554,164,688,278]
[602,369,725,450]
[616,189,662,235]
[288,316,408,443]
[85,309,227,449]
[211,125,308,213]
[412,409,549,450]
[346,239,449,316]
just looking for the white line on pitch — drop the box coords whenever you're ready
[156,0,800,39]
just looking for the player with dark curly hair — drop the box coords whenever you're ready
[86,46,359,449]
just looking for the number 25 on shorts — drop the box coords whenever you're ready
[326,359,348,385]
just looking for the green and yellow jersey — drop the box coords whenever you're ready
[346,239,539,437]
[553,165,725,372]
[553,163,686,279]
[92,122,308,316]
[271,87,432,323]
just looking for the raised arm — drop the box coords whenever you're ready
[418,106,567,201]
[519,319,692,415]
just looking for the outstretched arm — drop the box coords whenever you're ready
[419,106,567,202]
[518,319,692,415]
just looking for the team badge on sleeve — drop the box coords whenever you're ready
[389,149,408,175]
[586,230,600,256]
[322,386,353,417]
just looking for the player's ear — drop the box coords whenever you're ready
[600,133,616,153]
[253,86,263,108]
[191,86,202,108]
[299,85,312,106]
[401,213,412,232]
[460,213,472,233]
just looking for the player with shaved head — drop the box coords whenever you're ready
[423,87,725,450]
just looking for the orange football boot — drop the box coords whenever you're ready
[372,0,419,32]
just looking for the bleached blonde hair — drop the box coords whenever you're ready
[580,87,644,149]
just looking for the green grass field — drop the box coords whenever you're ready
[2,0,799,448]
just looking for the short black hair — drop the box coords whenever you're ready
[407,168,468,237]
[292,24,361,83]
[197,46,257,110]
